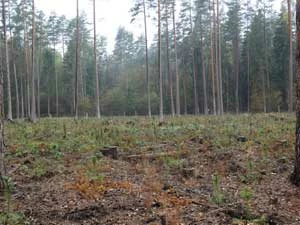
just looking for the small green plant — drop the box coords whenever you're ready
[211,174,225,204]
[152,118,158,140]
[240,187,254,201]
[239,160,258,184]
[90,152,103,166]
[163,157,185,169]
[0,212,27,225]
[24,160,49,179]
[0,176,28,225]
[2,176,14,221]
[86,169,105,183]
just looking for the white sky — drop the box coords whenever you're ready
[35,0,155,51]
[36,0,282,52]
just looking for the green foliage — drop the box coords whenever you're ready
[0,212,28,225]
[240,187,254,201]
[30,160,48,179]
[211,174,225,204]
[239,160,258,184]
[0,176,28,225]
[163,157,185,169]
[232,216,268,225]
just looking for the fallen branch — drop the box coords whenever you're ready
[123,151,188,161]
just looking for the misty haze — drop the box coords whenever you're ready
[0,0,300,224]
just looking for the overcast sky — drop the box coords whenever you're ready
[36,0,282,52]
[35,0,153,51]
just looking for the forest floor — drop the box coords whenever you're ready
[0,114,300,225]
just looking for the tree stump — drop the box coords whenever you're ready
[100,146,118,159]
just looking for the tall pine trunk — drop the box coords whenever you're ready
[93,0,101,119]
[217,0,223,114]
[291,0,300,185]
[20,74,24,119]
[9,6,20,119]
[234,37,240,114]
[54,44,58,117]
[23,0,30,118]
[190,4,199,115]
[143,0,151,118]
[158,0,163,121]
[37,46,41,118]
[246,0,251,113]
[210,0,216,115]
[288,0,294,112]
[165,7,175,117]
[172,0,180,116]
[0,57,5,185]
[2,0,13,120]
[75,0,79,118]
[200,13,208,115]
[262,6,267,113]
[214,0,221,115]
[13,65,19,119]
[31,0,37,122]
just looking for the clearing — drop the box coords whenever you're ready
[1,114,299,225]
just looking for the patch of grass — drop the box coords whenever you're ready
[163,156,185,169]
[240,187,254,201]
[239,160,258,184]
[0,212,28,225]
[211,174,225,204]
[232,215,268,225]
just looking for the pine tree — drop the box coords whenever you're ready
[93,0,101,119]
[2,0,13,120]
[287,0,293,112]
[30,0,37,122]
[75,0,79,118]
[291,0,300,186]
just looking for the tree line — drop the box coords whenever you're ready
[0,0,296,120]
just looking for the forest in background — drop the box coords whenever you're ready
[0,0,296,119]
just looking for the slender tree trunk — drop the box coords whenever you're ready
[183,75,188,115]
[26,50,30,118]
[247,44,250,112]
[13,65,19,119]
[262,6,267,113]
[213,0,220,115]
[234,37,240,114]
[143,0,151,118]
[291,0,300,186]
[172,0,180,116]
[210,0,216,115]
[31,0,37,122]
[9,6,20,119]
[37,47,41,118]
[288,0,294,112]
[0,59,5,183]
[200,16,208,115]
[93,0,100,119]
[246,0,250,113]
[23,1,30,118]
[75,0,79,118]
[217,0,223,114]
[62,35,65,57]
[165,8,175,117]
[158,0,163,121]
[54,44,58,117]
[2,0,13,120]
[189,3,199,115]
[20,74,24,119]
[192,51,199,115]
[48,95,51,117]
[25,36,30,117]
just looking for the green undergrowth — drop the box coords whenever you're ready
[0,113,295,224]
